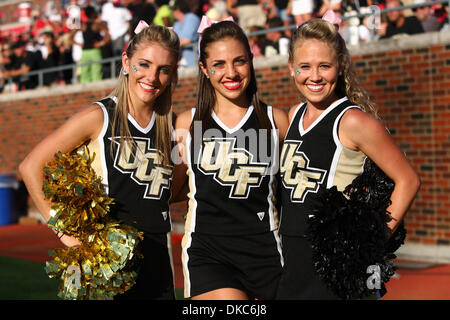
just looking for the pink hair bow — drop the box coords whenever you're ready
[322,9,342,29]
[197,15,235,53]
[197,15,235,34]
[134,20,149,34]
[134,20,174,35]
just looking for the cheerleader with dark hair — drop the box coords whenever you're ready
[175,16,289,300]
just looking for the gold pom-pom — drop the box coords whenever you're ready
[43,145,143,300]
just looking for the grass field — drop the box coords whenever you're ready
[0,255,184,300]
[0,256,59,300]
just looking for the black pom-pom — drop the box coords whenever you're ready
[305,158,406,300]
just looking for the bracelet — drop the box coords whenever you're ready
[57,232,64,239]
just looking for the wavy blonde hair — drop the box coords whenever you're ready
[109,25,180,166]
[288,19,379,118]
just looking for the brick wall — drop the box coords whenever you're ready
[1,32,449,250]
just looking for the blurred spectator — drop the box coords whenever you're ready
[274,0,293,36]
[205,0,229,20]
[72,28,84,82]
[260,0,279,19]
[38,31,60,86]
[56,29,76,84]
[0,39,42,91]
[342,10,362,45]
[172,0,200,67]
[128,0,157,34]
[340,0,377,12]
[290,0,314,26]
[262,16,289,57]
[153,0,175,26]
[248,25,265,58]
[319,0,343,16]
[439,4,449,31]
[413,0,440,32]
[0,42,12,67]
[432,1,448,27]
[230,0,266,32]
[0,42,13,93]
[376,12,389,38]
[63,1,82,79]
[31,11,54,38]
[185,0,202,16]
[44,1,62,24]
[99,20,114,79]
[101,0,132,56]
[382,0,424,38]
[77,6,110,83]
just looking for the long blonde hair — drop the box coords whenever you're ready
[109,25,180,166]
[289,19,378,118]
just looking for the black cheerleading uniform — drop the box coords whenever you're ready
[277,97,369,299]
[88,97,175,299]
[181,105,284,298]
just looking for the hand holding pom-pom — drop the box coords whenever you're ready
[43,144,143,300]
[305,158,405,300]
[58,234,80,247]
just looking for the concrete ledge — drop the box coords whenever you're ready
[0,78,119,102]
[396,243,450,263]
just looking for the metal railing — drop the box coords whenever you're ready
[1,0,449,93]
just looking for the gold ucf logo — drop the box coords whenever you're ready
[198,138,269,199]
[280,140,326,202]
[111,137,172,199]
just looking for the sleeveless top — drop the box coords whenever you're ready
[184,105,280,235]
[88,97,173,233]
[279,97,367,236]
[83,22,102,49]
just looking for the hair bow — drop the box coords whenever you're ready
[322,9,342,29]
[197,15,234,34]
[134,20,174,34]
[134,20,149,34]
[197,15,235,54]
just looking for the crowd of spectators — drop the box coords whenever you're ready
[0,0,448,93]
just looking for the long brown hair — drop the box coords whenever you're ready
[193,20,272,135]
[288,19,378,118]
[109,25,180,166]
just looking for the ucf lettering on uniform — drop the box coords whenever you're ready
[280,140,326,203]
[279,97,366,237]
[198,138,268,198]
[112,137,172,199]
[184,106,280,235]
[87,97,173,234]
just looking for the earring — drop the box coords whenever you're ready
[122,69,128,76]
